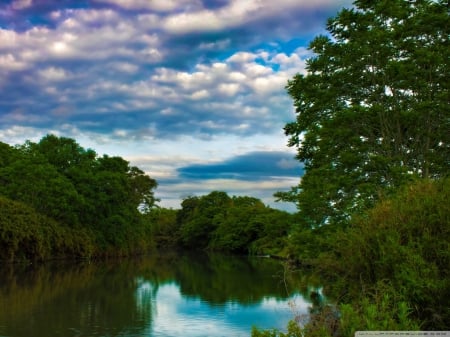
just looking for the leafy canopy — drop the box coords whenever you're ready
[278,0,449,226]
[176,191,293,254]
[0,135,159,255]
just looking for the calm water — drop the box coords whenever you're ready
[0,251,312,337]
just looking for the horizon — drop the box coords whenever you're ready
[0,0,352,211]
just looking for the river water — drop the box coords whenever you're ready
[0,251,311,337]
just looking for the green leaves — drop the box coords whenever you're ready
[319,178,450,329]
[0,195,94,261]
[176,191,293,254]
[283,0,449,226]
[0,135,159,257]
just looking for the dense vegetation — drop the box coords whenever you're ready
[0,135,159,259]
[276,0,448,227]
[1,0,448,333]
[0,195,94,261]
[254,179,449,335]
[146,191,293,255]
[255,0,449,335]
[0,136,292,260]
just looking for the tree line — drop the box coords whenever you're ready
[1,0,448,332]
[0,135,294,260]
[147,191,293,255]
[0,135,158,259]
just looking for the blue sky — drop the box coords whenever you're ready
[0,0,352,210]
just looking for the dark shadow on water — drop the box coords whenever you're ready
[0,251,310,337]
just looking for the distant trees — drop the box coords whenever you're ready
[173,191,294,254]
[1,135,294,260]
[278,0,449,227]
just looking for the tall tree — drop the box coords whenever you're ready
[280,0,449,226]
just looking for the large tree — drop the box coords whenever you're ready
[280,0,449,226]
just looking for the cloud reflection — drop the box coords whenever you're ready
[135,281,308,337]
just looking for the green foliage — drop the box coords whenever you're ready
[0,148,84,226]
[281,0,449,226]
[176,192,294,254]
[0,195,94,261]
[252,320,303,337]
[0,135,158,259]
[283,212,344,264]
[143,208,179,248]
[339,294,420,336]
[1,135,295,259]
[253,293,419,337]
[262,1,449,335]
[319,178,450,329]
[258,178,448,336]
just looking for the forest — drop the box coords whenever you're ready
[0,0,449,335]
[0,134,294,260]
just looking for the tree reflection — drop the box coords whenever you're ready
[0,260,153,337]
[143,252,300,305]
[0,252,309,337]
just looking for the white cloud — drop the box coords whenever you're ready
[11,0,32,10]
[109,62,139,74]
[112,129,128,138]
[0,53,27,71]
[163,10,223,33]
[227,52,256,64]
[161,0,343,34]
[250,75,286,95]
[161,1,259,33]
[190,89,209,100]
[218,83,240,97]
[198,39,230,50]
[0,0,340,210]
[0,29,19,49]
[137,14,161,27]
[244,63,273,77]
[0,126,41,144]
[71,8,119,23]
[228,71,247,82]
[94,0,201,11]
[39,67,70,81]
[1,8,161,67]
[147,47,309,110]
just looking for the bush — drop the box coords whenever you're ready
[320,178,449,329]
[0,196,94,262]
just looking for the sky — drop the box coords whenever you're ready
[0,0,352,211]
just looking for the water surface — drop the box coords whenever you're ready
[0,252,310,337]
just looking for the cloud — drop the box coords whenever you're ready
[178,151,303,181]
[161,0,346,34]
[156,177,300,211]
[0,53,27,71]
[0,0,353,210]
[94,0,201,12]
[38,66,70,81]
[11,0,33,10]
[1,19,309,138]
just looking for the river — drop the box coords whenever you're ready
[0,251,313,337]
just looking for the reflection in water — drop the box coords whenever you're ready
[0,260,152,337]
[148,282,307,337]
[0,252,311,337]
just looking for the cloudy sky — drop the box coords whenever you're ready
[0,0,351,211]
